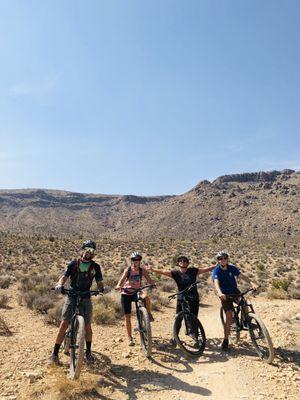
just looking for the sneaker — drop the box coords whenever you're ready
[85,352,95,364]
[128,336,134,347]
[221,338,229,351]
[48,353,60,365]
[149,313,154,322]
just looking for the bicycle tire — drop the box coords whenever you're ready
[137,306,152,357]
[220,306,240,343]
[69,315,85,379]
[174,311,206,357]
[247,312,274,364]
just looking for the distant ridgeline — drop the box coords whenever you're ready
[0,169,299,240]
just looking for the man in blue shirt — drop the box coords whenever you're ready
[213,250,257,351]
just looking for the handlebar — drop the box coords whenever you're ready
[51,287,103,296]
[168,281,201,300]
[224,286,260,299]
[120,284,157,294]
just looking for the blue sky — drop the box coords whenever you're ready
[0,0,299,195]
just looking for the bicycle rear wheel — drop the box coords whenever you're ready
[137,307,152,357]
[174,311,206,357]
[69,315,85,379]
[247,312,274,364]
[220,307,240,343]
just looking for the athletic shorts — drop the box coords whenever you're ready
[121,293,138,315]
[61,296,93,325]
[221,292,241,312]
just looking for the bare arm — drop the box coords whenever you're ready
[214,278,226,300]
[57,275,68,286]
[238,273,258,289]
[115,269,129,290]
[146,265,172,278]
[197,265,216,275]
[96,280,104,291]
[143,269,156,285]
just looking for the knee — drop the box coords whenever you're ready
[60,320,69,330]
[85,324,92,334]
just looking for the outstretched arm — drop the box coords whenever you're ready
[197,264,216,276]
[145,265,172,278]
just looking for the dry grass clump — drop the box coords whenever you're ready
[93,291,122,325]
[267,278,292,299]
[150,290,169,311]
[0,275,12,289]
[0,294,9,308]
[19,273,58,314]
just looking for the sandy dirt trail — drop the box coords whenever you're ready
[0,286,299,400]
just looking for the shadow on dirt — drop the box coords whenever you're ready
[84,351,211,399]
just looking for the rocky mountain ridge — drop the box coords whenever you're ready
[0,169,299,240]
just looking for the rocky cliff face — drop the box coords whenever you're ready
[0,170,299,240]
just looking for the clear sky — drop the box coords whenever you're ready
[0,0,299,195]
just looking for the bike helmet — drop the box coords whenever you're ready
[216,250,229,260]
[81,239,96,250]
[177,255,189,264]
[130,251,142,261]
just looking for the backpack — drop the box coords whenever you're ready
[126,266,143,285]
[70,259,96,285]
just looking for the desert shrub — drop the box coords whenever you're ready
[160,278,175,293]
[0,294,9,308]
[271,278,291,292]
[103,275,119,290]
[150,290,169,311]
[19,273,57,313]
[0,275,12,289]
[93,292,122,325]
[45,299,65,326]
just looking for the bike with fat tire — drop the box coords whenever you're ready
[122,284,156,358]
[169,281,206,358]
[220,288,274,363]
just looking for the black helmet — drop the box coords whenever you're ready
[177,255,189,264]
[81,240,96,250]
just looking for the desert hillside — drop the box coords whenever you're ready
[0,169,299,240]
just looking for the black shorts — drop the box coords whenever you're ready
[121,293,137,315]
[176,297,199,317]
[221,292,241,312]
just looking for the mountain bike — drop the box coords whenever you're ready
[220,288,274,363]
[168,281,206,357]
[54,288,102,379]
[121,284,156,358]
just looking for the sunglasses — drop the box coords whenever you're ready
[83,247,95,254]
[218,257,228,261]
[132,258,141,261]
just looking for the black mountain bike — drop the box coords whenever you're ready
[168,281,206,357]
[55,288,102,379]
[220,288,274,363]
[122,284,156,358]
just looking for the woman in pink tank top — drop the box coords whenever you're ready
[116,252,155,346]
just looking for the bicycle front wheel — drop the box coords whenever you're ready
[174,311,206,357]
[70,315,85,379]
[247,312,274,364]
[137,307,152,357]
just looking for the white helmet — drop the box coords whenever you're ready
[130,251,142,261]
[216,250,229,260]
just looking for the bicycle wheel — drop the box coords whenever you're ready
[137,307,152,357]
[247,312,274,364]
[69,315,85,379]
[174,311,206,357]
[220,307,240,343]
